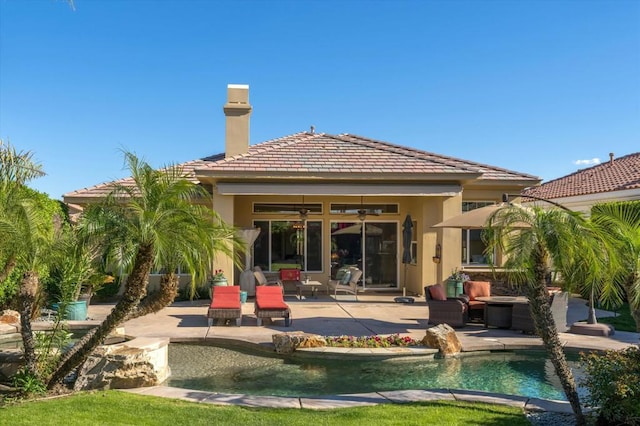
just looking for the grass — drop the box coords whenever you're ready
[0,390,530,426]
[596,303,637,332]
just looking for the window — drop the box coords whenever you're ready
[253,203,322,214]
[461,201,495,265]
[253,220,322,272]
[330,203,398,215]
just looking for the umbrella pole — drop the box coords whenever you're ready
[403,265,407,296]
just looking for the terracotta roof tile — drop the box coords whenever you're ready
[522,152,640,199]
[64,132,539,200]
[195,132,538,180]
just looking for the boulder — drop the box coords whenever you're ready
[0,350,22,382]
[272,332,327,354]
[423,324,462,357]
[74,337,169,391]
[0,310,20,327]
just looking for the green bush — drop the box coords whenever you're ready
[580,346,640,425]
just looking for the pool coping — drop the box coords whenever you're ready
[160,336,579,413]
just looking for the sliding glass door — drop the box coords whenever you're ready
[330,221,398,290]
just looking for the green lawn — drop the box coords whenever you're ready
[596,303,637,332]
[1,390,530,426]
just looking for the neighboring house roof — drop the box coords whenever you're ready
[522,152,640,200]
[63,132,539,201]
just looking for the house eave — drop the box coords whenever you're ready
[214,182,463,196]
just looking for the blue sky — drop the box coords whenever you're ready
[1,0,639,199]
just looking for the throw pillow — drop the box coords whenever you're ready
[464,281,491,301]
[340,270,352,285]
[429,284,446,301]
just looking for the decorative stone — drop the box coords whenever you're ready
[74,337,169,391]
[272,332,327,354]
[0,350,22,382]
[423,324,462,357]
[0,310,20,327]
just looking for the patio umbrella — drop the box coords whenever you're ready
[332,223,383,235]
[431,203,530,229]
[402,215,413,264]
[238,227,261,296]
[431,204,503,229]
[401,215,413,296]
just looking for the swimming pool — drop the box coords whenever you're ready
[166,343,586,401]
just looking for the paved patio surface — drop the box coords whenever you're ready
[85,292,639,352]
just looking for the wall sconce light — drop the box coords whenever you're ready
[432,243,441,263]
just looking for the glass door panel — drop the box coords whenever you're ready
[330,221,398,290]
[363,222,398,290]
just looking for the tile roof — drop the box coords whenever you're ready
[63,132,539,200]
[522,152,640,200]
[195,132,539,181]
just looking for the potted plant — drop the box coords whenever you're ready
[446,268,470,298]
[210,269,228,287]
[45,229,102,320]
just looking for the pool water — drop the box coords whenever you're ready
[166,343,586,401]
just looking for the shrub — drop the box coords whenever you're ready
[325,334,418,348]
[580,346,640,425]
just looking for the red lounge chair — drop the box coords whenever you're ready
[255,285,291,327]
[207,286,242,326]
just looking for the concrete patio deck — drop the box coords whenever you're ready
[85,292,639,353]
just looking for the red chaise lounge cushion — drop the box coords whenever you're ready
[210,286,241,309]
[255,286,289,310]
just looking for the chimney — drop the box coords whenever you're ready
[609,152,614,165]
[223,84,252,158]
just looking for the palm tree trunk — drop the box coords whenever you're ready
[18,271,39,376]
[623,273,640,332]
[45,243,155,389]
[529,246,585,425]
[0,255,17,284]
[127,272,179,320]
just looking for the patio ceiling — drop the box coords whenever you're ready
[214,182,462,196]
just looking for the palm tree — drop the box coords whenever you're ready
[46,152,242,389]
[591,202,640,331]
[0,141,53,378]
[484,205,618,425]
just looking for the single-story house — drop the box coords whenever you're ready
[63,84,540,295]
[522,152,640,214]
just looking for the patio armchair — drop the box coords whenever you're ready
[253,266,283,290]
[328,267,363,300]
[511,291,569,334]
[463,281,491,322]
[254,285,291,326]
[424,284,469,327]
[207,286,242,326]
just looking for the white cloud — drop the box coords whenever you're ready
[573,158,601,166]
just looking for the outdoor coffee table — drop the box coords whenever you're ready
[476,296,528,329]
[296,280,323,300]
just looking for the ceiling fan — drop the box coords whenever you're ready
[298,195,309,223]
[357,196,380,221]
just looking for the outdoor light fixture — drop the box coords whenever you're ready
[432,243,441,263]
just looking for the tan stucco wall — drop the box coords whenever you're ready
[210,187,521,295]
[212,192,236,284]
